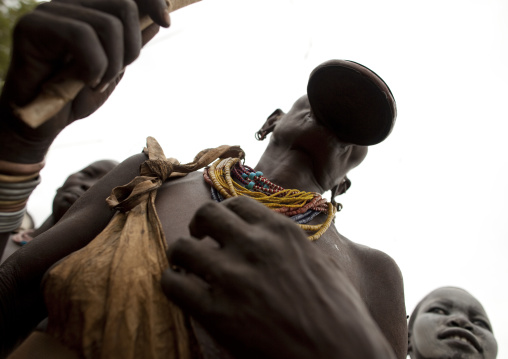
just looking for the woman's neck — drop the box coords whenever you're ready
[254,145,324,194]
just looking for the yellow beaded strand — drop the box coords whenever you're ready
[209,158,316,208]
[305,202,336,241]
[207,158,336,241]
[224,158,240,196]
[208,158,235,199]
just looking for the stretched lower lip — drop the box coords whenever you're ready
[441,336,479,352]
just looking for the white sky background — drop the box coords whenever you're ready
[27,0,508,356]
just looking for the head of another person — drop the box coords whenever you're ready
[255,60,396,197]
[408,286,497,359]
[52,160,118,222]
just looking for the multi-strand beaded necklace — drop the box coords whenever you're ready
[203,157,337,241]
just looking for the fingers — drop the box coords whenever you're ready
[58,0,142,66]
[189,197,305,249]
[6,10,107,106]
[41,0,142,89]
[161,263,211,316]
[167,237,224,281]
[36,3,121,92]
[221,197,311,251]
[134,0,170,28]
[222,196,281,225]
[3,0,144,106]
[188,201,247,247]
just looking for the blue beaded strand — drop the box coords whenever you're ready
[210,187,225,202]
[291,210,321,224]
[209,164,322,226]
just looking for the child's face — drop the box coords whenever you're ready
[52,160,117,221]
[411,287,497,359]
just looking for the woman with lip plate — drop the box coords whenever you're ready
[0,0,406,357]
[407,286,498,359]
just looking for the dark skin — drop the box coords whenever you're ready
[0,0,166,354]
[0,160,118,263]
[154,95,407,359]
[408,287,497,359]
[0,1,406,358]
[163,196,397,359]
[49,160,119,226]
[0,0,166,164]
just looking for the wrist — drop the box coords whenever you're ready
[0,161,43,233]
[0,106,53,164]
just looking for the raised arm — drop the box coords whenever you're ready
[0,152,147,356]
[0,0,166,164]
[0,0,168,354]
[0,0,165,248]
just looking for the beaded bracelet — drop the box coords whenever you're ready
[0,176,41,196]
[0,159,45,175]
[0,198,29,208]
[0,208,27,232]
[0,161,43,232]
[0,172,40,182]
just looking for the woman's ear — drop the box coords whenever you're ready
[255,108,285,140]
[330,177,351,208]
[334,176,351,197]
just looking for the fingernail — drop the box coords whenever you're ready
[99,82,110,93]
[163,11,170,27]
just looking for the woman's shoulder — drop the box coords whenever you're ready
[348,240,402,279]
[340,237,407,359]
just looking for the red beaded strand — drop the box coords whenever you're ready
[225,162,329,217]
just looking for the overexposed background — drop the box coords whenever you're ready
[27,0,508,356]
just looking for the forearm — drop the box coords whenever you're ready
[0,105,57,164]
[0,159,44,235]
[0,259,47,358]
[0,153,146,355]
[0,233,9,258]
[0,214,110,356]
[0,104,50,234]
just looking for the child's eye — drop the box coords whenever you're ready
[80,170,94,178]
[429,307,447,315]
[473,319,491,331]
